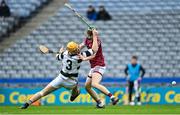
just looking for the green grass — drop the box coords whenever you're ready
[0,105,179,114]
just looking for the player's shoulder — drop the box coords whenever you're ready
[135,63,141,66]
[137,63,141,67]
[63,50,68,55]
[71,55,82,63]
[66,52,80,60]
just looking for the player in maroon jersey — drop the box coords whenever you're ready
[79,28,119,108]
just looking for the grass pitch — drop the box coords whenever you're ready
[0,105,179,114]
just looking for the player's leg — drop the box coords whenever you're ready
[128,81,132,103]
[128,81,135,105]
[91,72,119,105]
[60,77,80,102]
[70,85,80,101]
[134,80,141,105]
[30,84,57,103]
[85,77,104,108]
[85,77,100,102]
[20,74,64,109]
[20,84,57,109]
[91,73,110,95]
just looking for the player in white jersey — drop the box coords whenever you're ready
[20,29,99,109]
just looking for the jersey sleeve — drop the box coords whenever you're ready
[81,49,94,57]
[124,65,128,76]
[140,65,145,78]
[56,52,64,60]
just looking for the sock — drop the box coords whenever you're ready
[129,93,132,102]
[108,93,112,97]
[137,96,141,102]
[96,99,101,104]
[108,93,114,98]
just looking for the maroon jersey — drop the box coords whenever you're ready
[84,37,106,68]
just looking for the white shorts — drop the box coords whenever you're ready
[49,73,78,90]
[88,66,106,77]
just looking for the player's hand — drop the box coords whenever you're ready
[78,54,85,61]
[59,47,64,53]
[92,29,98,36]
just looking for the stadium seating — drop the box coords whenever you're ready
[0,0,48,40]
[6,0,48,18]
[0,0,180,79]
[0,17,18,38]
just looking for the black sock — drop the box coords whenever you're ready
[129,93,132,102]
[96,100,101,104]
[137,96,141,102]
[108,93,113,98]
[25,103,29,106]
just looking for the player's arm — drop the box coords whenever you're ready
[56,47,64,60]
[78,49,94,61]
[79,53,96,61]
[79,42,85,50]
[79,29,99,61]
[124,65,128,76]
[91,29,99,53]
[124,65,130,81]
[140,65,145,78]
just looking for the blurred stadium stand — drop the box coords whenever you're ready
[0,17,18,39]
[6,0,48,18]
[0,0,180,85]
[0,0,48,39]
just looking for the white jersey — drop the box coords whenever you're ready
[57,49,94,77]
[57,51,81,75]
[50,49,94,89]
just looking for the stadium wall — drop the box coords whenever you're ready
[1,77,180,84]
[0,87,179,105]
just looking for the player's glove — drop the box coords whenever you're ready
[59,46,64,53]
